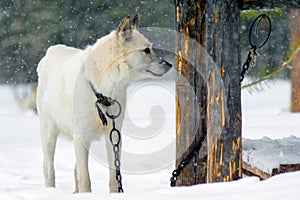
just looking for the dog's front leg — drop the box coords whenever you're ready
[105,135,122,193]
[73,136,91,193]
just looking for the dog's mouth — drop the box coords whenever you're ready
[146,61,172,77]
[146,69,164,77]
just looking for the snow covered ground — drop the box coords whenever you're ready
[243,136,300,174]
[242,81,300,175]
[1,80,300,200]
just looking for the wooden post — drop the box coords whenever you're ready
[175,0,300,186]
[175,0,207,185]
[205,0,242,183]
[175,0,242,185]
[290,9,300,112]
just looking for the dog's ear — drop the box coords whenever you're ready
[117,16,131,33]
[131,13,140,29]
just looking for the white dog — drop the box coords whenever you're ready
[36,14,171,193]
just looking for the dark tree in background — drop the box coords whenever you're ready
[0,0,174,84]
[0,0,297,85]
[290,9,300,112]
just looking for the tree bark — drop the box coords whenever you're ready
[206,0,242,183]
[175,0,242,185]
[175,0,207,185]
[290,9,300,112]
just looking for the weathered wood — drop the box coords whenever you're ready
[242,161,271,180]
[242,0,300,10]
[175,0,242,186]
[290,9,300,112]
[175,0,207,186]
[243,162,300,179]
[279,164,300,173]
[206,0,242,183]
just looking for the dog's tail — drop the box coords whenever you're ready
[14,83,38,114]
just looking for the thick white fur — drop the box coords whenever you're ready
[37,16,171,193]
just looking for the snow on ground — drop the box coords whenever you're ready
[1,80,300,200]
[243,136,300,174]
[242,81,300,139]
[242,81,300,174]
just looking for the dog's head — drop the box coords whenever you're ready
[85,14,172,93]
[114,14,172,80]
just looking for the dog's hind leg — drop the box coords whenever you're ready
[40,121,58,188]
[73,136,91,193]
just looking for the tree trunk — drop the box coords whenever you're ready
[206,0,242,183]
[175,0,242,185]
[290,9,300,112]
[175,0,207,185]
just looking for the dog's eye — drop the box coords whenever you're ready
[143,48,151,54]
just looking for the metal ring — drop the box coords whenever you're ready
[106,99,122,119]
[110,128,121,146]
[248,14,272,49]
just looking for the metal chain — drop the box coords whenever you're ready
[90,82,124,192]
[170,136,205,187]
[240,46,258,82]
[240,14,271,82]
[106,99,124,193]
[109,117,124,193]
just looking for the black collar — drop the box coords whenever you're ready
[89,82,113,106]
[89,81,112,126]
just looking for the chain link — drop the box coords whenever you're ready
[249,48,259,67]
[90,83,124,192]
[170,137,204,187]
[240,47,258,82]
[107,100,124,193]
[109,121,123,193]
[111,121,123,193]
[241,14,271,82]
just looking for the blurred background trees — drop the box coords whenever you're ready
[0,0,295,84]
[0,0,174,84]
